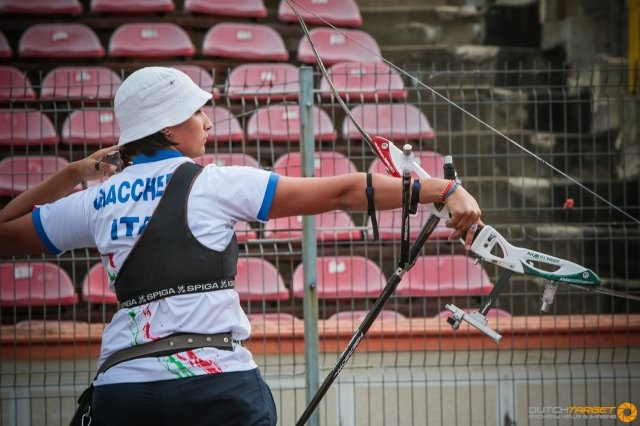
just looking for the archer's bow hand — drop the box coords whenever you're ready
[441,184,483,248]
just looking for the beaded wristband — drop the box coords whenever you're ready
[439,180,455,203]
[439,180,461,203]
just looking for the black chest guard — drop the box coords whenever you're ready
[114,162,238,309]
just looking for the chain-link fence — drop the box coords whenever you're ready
[1,59,639,425]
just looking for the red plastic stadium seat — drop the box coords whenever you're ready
[109,23,195,58]
[235,257,289,301]
[368,150,445,179]
[297,27,380,66]
[342,104,435,141]
[278,0,362,27]
[247,312,302,326]
[319,61,407,102]
[40,66,122,101]
[0,0,82,14]
[0,155,81,196]
[184,0,267,18]
[272,151,357,177]
[61,108,120,146]
[0,66,37,100]
[170,64,215,95]
[263,211,361,242]
[233,221,258,243]
[193,152,259,168]
[91,0,174,13]
[19,24,104,59]
[292,256,386,299]
[203,23,289,62]
[201,106,244,143]
[0,110,59,147]
[81,263,118,305]
[0,261,78,307]
[368,204,450,241]
[327,309,406,324]
[0,31,11,58]
[396,255,493,297]
[226,63,299,102]
[246,104,336,143]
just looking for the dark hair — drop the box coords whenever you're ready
[119,132,178,168]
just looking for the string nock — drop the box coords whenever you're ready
[445,304,502,343]
[540,281,558,312]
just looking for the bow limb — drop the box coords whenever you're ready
[284,0,372,146]
[285,0,452,219]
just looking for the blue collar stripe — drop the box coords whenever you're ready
[133,149,184,165]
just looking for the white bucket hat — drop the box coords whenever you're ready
[114,66,212,145]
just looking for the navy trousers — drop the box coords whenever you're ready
[92,368,277,425]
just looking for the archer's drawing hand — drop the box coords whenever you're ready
[442,185,483,249]
[76,145,121,182]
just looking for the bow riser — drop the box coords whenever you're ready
[469,225,601,286]
[372,138,601,287]
[371,136,451,219]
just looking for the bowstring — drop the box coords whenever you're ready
[284,0,640,225]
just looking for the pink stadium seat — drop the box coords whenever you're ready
[202,23,289,62]
[201,106,244,143]
[297,27,380,66]
[0,66,37,100]
[184,0,267,18]
[396,255,493,297]
[272,151,357,177]
[234,257,289,301]
[0,261,78,307]
[91,0,174,13]
[0,0,82,14]
[170,64,215,95]
[292,256,386,299]
[368,150,445,179]
[263,211,361,242]
[0,155,81,196]
[19,24,104,59]
[40,66,122,101]
[81,263,118,305]
[319,61,407,102]
[61,108,120,146]
[342,104,435,141]
[0,110,59,147]
[226,63,299,102]
[0,31,11,58]
[368,204,451,241]
[233,221,258,243]
[278,0,362,27]
[246,104,336,143]
[328,309,406,323]
[247,312,302,326]
[193,152,259,168]
[109,23,195,58]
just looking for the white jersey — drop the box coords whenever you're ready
[33,150,279,385]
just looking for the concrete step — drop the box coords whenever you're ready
[360,5,484,47]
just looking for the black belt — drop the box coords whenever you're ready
[97,332,241,376]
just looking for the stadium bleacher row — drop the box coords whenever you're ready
[1,22,378,63]
[0,61,409,102]
[0,0,362,26]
